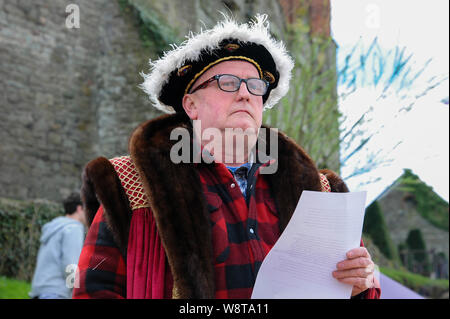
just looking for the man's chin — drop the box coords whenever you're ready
[225,118,259,132]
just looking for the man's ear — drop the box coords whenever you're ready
[182,94,198,120]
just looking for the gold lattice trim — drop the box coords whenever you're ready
[319,173,331,192]
[109,156,150,210]
[109,156,330,208]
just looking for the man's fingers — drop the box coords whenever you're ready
[336,257,372,270]
[346,247,370,259]
[333,267,372,279]
[333,248,375,295]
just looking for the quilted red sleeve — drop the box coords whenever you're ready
[73,206,126,299]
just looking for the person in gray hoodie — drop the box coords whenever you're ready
[29,193,87,299]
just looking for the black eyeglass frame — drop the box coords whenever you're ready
[189,74,269,96]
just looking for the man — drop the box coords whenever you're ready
[74,15,380,299]
[29,193,86,299]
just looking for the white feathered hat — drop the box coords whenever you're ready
[140,14,294,114]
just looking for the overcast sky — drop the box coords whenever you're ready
[330,0,449,204]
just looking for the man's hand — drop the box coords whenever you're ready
[332,247,375,297]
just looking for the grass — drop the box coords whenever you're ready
[0,276,31,299]
[1,269,448,299]
[380,266,449,298]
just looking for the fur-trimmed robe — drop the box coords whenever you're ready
[81,113,351,298]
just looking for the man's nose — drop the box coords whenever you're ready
[237,81,251,98]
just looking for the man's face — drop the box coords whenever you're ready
[182,60,264,133]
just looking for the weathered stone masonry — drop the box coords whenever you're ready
[0,0,289,202]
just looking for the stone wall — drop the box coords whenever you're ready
[0,0,335,202]
[1,0,159,201]
[377,188,449,259]
[129,0,286,38]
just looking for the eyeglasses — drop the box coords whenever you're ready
[189,74,269,96]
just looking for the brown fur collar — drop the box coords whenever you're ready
[82,113,348,298]
[81,157,132,258]
[129,113,215,298]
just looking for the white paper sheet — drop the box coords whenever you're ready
[251,190,367,299]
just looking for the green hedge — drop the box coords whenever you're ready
[380,266,449,299]
[405,229,432,276]
[363,201,400,262]
[0,197,62,282]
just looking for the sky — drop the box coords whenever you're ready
[330,0,449,205]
